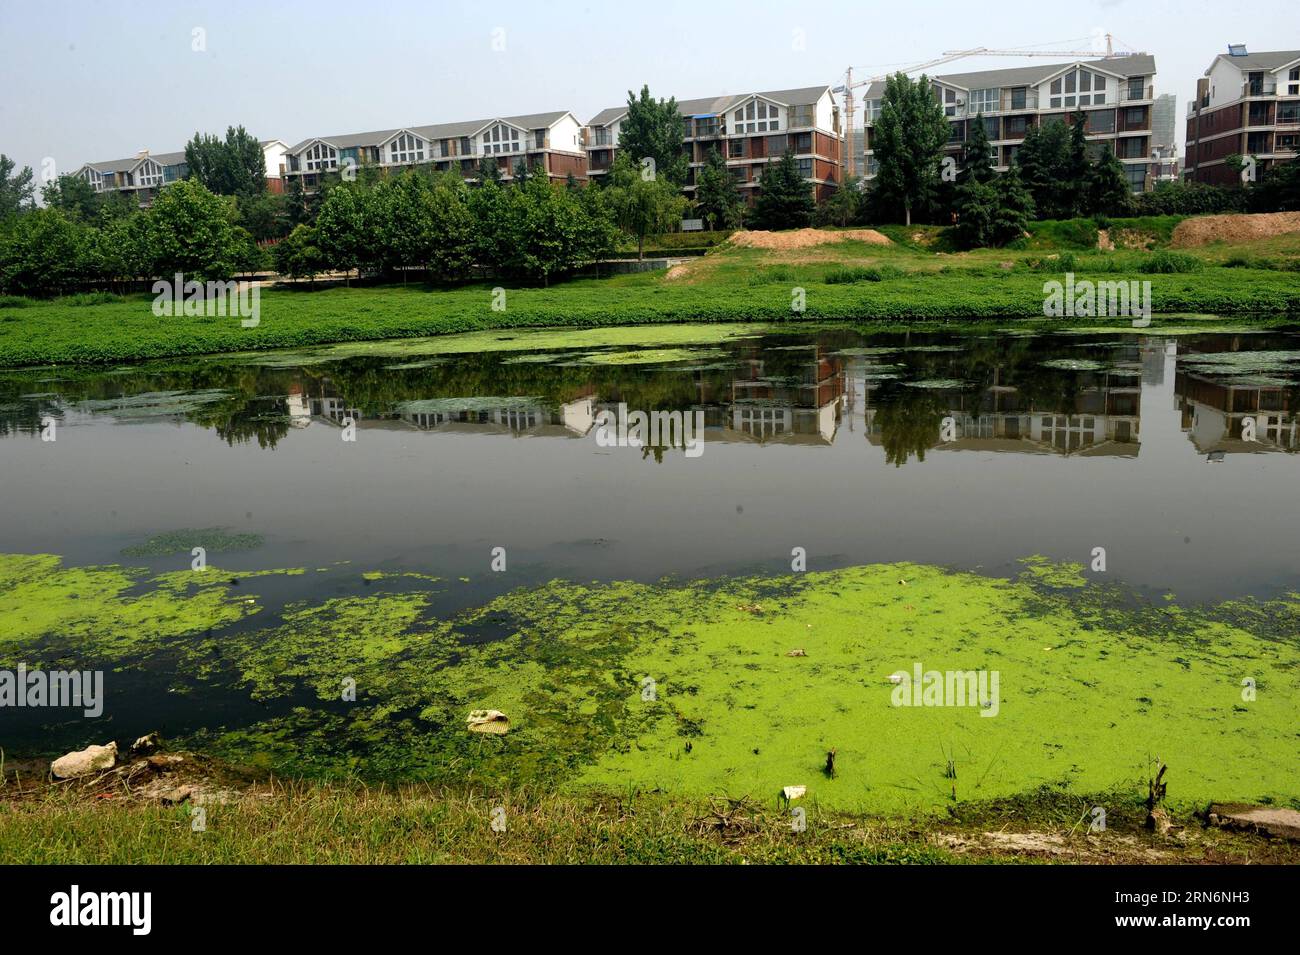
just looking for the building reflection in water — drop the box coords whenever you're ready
[266,335,1298,461]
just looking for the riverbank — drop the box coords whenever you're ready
[3,225,1299,367]
[3,762,1296,864]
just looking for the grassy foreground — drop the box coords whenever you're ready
[3,223,1300,367]
[3,775,1293,864]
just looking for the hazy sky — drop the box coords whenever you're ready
[1,0,1293,186]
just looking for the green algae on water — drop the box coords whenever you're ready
[122,528,265,557]
[5,551,1298,816]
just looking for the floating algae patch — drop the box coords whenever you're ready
[0,553,264,663]
[11,553,1298,813]
[904,379,967,390]
[223,323,775,366]
[1040,359,1109,372]
[1180,350,1300,376]
[122,528,264,557]
[557,347,727,367]
[393,396,544,415]
[72,389,231,418]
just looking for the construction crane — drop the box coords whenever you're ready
[834,35,1146,178]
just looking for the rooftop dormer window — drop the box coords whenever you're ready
[389,133,425,165]
[483,123,521,155]
[304,142,338,172]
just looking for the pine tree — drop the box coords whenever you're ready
[695,146,742,230]
[750,151,815,230]
[960,114,996,185]
[991,166,1034,245]
[1086,147,1133,216]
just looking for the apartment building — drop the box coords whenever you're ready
[1184,47,1300,186]
[584,86,842,202]
[282,111,587,190]
[860,55,1160,192]
[76,140,288,204]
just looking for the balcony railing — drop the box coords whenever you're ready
[1120,85,1154,103]
[588,131,616,147]
[1245,79,1279,97]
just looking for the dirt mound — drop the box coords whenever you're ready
[1171,212,1300,248]
[728,228,891,250]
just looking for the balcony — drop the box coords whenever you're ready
[1120,85,1155,103]
[587,130,616,148]
[1244,79,1279,97]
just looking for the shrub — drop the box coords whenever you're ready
[824,265,904,284]
[1139,251,1203,274]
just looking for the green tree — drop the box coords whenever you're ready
[1086,147,1133,216]
[604,155,687,259]
[468,179,513,273]
[0,155,36,219]
[618,85,688,187]
[477,157,503,185]
[236,191,289,241]
[41,174,100,221]
[284,175,320,227]
[960,115,996,185]
[750,151,815,230]
[952,178,997,249]
[273,224,326,287]
[1251,158,1300,212]
[990,166,1034,245]
[0,208,88,294]
[815,176,862,227]
[147,177,241,280]
[694,146,743,230]
[872,73,949,225]
[184,126,266,196]
[315,181,372,281]
[1016,119,1076,219]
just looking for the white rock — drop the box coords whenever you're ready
[782,785,807,801]
[51,742,118,779]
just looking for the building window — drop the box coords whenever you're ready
[1290,68,1300,95]
[728,139,744,158]
[983,116,999,140]
[1004,116,1029,138]
[1125,107,1146,128]
[1117,136,1147,159]
[1124,163,1147,191]
[388,133,426,165]
[1276,101,1299,125]
[534,130,546,149]
[948,121,964,143]
[483,123,521,155]
[734,100,780,134]
[304,142,337,171]
[1278,133,1299,150]
[796,158,813,178]
[1088,109,1116,134]
[794,132,812,152]
[970,88,998,114]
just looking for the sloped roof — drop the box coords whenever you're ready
[862,54,1157,98]
[586,86,830,126]
[84,150,187,174]
[286,111,574,154]
[1206,49,1300,74]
